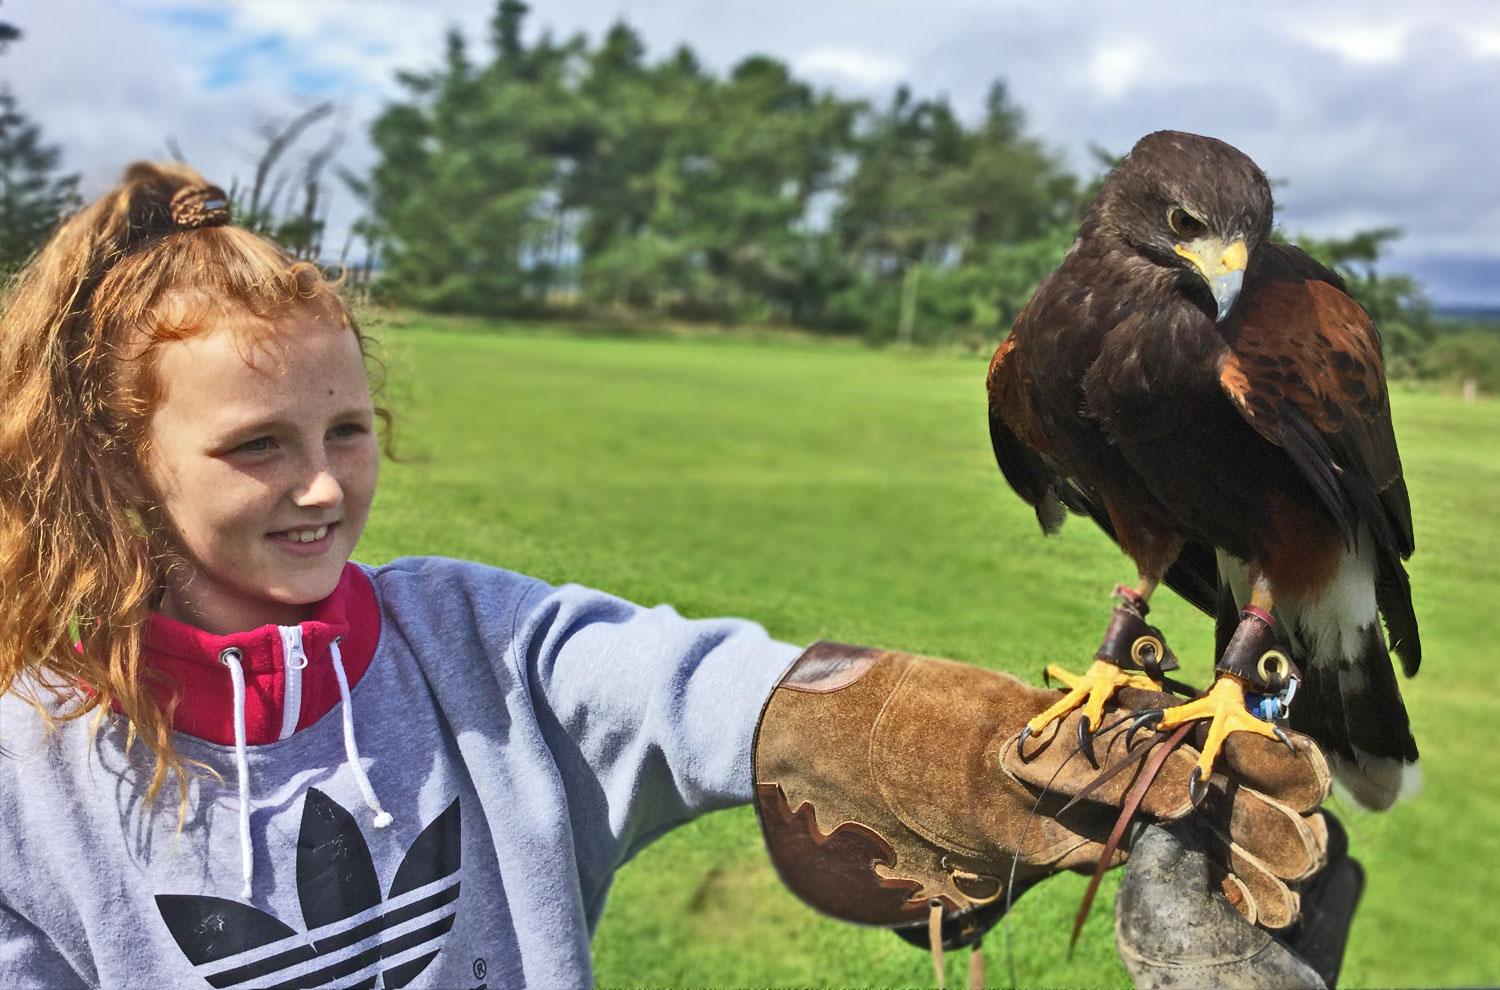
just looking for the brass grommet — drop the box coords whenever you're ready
[1257,650,1289,684]
[1131,635,1164,667]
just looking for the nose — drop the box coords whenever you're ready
[293,459,344,509]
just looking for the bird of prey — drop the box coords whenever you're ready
[988,130,1419,810]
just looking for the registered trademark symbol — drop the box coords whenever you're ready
[473,957,488,980]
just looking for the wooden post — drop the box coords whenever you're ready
[898,260,922,348]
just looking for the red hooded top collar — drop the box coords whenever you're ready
[141,563,381,746]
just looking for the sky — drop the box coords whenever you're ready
[3,0,1497,308]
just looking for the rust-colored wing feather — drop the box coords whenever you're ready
[987,333,1069,533]
[1218,247,1419,670]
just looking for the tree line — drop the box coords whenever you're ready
[350,1,1086,348]
[350,1,1462,367]
[4,0,1494,385]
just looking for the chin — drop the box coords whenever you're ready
[268,565,347,607]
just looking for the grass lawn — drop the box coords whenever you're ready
[357,314,1500,988]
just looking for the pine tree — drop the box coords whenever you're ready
[0,10,79,274]
[0,6,19,53]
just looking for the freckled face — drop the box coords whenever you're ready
[144,309,378,634]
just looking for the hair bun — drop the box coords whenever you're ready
[169,184,231,230]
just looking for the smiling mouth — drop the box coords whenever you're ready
[271,524,333,544]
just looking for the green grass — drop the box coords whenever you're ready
[357,315,1500,988]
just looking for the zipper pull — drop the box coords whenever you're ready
[282,627,309,670]
[276,625,309,742]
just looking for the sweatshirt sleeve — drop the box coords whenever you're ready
[510,579,802,865]
[0,901,88,990]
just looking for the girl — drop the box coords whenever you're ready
[0,163,1339,990]
[0,163,803,988]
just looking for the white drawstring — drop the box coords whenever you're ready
[218,647,254,900]
[330,638,393,828]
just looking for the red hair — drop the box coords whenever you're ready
[0,162,383,816]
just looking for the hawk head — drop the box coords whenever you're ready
[1089,130,1275,323]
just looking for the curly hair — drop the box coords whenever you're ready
[0,162,385,819]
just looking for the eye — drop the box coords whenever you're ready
[237,436,276,454]
[328,422,368,441]
[1168,207,1207,239]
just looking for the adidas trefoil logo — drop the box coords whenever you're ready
[156,788,461,990]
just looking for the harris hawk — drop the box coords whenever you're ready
[988,130,1419,810]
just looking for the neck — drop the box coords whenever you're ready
[157,581,322,636]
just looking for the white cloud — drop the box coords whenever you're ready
[1289,24,1411,64]
[5,0,1499,303]
[1083,38,1153,100]
[793,46,906,87]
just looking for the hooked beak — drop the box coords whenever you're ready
[1174,237,1247,322]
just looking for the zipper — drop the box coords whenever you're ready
[277,625,308,740]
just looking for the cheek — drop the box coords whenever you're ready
[340,440,381,510]
[160,464,280,543]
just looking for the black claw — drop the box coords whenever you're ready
[1018,724,1034,747]
[1274,725,1296,753]
[1188,767,1209,806]
[1076,714,1099,768]
[1126,709,1165,750]
[1042,667,1054,688]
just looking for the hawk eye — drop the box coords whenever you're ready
[1168,207,1207,239]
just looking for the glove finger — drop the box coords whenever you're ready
[1217,729,1331,812]
[1207,783,1328,882]
[1217,871,1256,925]
[1211,829,1301,930]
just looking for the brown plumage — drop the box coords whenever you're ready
[989,130,1420,809]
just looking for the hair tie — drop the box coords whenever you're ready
[169,184,231,230]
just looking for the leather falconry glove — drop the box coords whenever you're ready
[753,643,1332,955]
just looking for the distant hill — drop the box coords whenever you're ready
[1434,306,1500,329]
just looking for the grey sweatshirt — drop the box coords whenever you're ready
[0,557,801,989]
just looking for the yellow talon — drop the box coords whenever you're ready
[1151,674,1283,781]
[1026,659,1163,737]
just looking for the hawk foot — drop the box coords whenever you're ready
[1132,674,1295,803]
[1022,659,1163,746]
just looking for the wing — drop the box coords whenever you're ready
[987,331,1221,613]
[986,333,1068,533]
[1218,244,1419,670]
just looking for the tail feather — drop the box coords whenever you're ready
[1376,549,1421,676]
[1327,752,1422,812]
[1229,535,1420,812]
[1290,621,1419,811]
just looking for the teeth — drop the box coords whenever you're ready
[283,525,329,543]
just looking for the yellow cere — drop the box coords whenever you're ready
[1220,239,1248,273]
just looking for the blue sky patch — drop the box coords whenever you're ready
[199,33,289,90]
[137,4,232,36]
[289,66,349,95]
